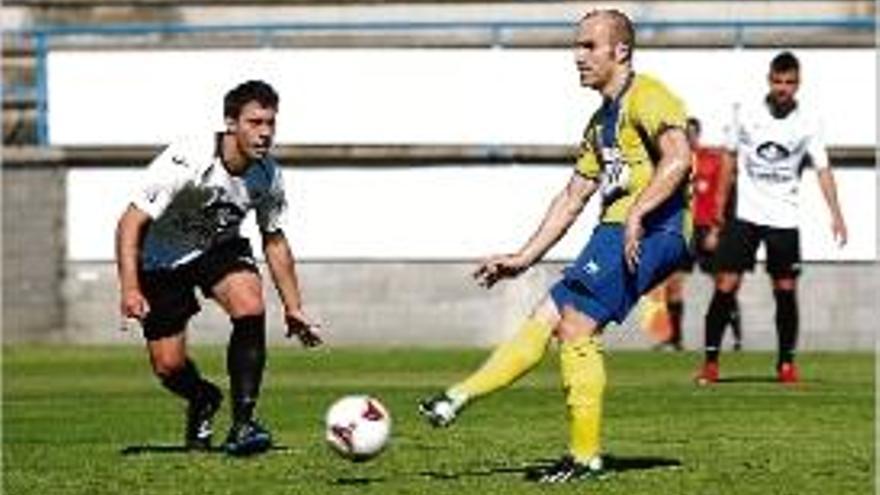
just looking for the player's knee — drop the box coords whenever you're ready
[151,353,187,379]
[228,291,266,318]
[665,274,685,300]
[556,316,598,342]
[714,272,741,292]
[772,277,797,292]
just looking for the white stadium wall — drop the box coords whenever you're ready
[53,48,875,262]
[69,166,874,262]
[0,46,868,347]
[48,48,875,147]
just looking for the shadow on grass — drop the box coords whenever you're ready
[329,454,681,485]
[716,376,786,384]
[331,476,389,486]
[120,444,294,455]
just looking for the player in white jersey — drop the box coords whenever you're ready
[696,52,847,385]
[116,80,322,456]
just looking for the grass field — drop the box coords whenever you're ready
[3,346,874,494]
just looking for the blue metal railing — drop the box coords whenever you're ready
[3,17,876,146]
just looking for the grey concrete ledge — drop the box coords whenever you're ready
[3,144,876,168]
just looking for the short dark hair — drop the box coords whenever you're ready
[770,51,800,74]
[686,117,701,134]
[224,80,279,119]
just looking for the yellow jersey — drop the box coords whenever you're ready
[575,73,690,236]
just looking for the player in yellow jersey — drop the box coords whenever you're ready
[419,9,692,483]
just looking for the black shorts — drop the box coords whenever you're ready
[139,237,259,341]
[713,219,801,278]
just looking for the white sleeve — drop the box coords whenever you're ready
[805,115,829,170]
[256,165,289,234]
[131,143,193,218]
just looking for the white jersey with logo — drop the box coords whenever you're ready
[132,134,288,270]
[726,100,828,229]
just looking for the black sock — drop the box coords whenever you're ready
[729,298,742,342]
[774,289,798,367]
[228,314,267,423]
[704,290,735,363]
[160,359,211,403]
[667,300,684,346]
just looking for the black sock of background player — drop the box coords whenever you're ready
[729,298,742,343]
[774,289,798,367]
[704,290,735,363]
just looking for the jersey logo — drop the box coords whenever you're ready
[171,155,188,167]
[582,259,601,276]
[598,147,630,202]
[756,141,791,163]
[748,141,798,184]
[144,186,161,203]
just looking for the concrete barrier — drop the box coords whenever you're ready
[55,260,878,351]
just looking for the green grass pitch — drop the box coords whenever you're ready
[3,346,874,494]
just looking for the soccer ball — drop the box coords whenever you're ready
[325,395,391,461]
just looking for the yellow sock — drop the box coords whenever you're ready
[448,317,553,403]
[560,334,606,463]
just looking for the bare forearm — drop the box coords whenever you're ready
[817,169,844,221]
[629,154,690,221]
[115,206,145,291]
[264,234,303,313]
[115,205,153,319]
[519,187,588,264]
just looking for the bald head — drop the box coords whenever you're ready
[574,9,636,95]
[580,9,635,62]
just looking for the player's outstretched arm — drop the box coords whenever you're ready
[816,168,848,247]
[623,127,691,272]
[115,204,151,322]
[474,173,597,288]
[262,231,323,347]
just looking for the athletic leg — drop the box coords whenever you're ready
[765,227,802,383]
[212,269,272,455]
[141,269,221,450]
[419,295,558,427]
[772,277,799,382]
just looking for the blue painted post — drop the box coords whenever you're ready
[34,31,49,146]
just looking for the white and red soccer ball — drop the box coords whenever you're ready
[325,395,391,461]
